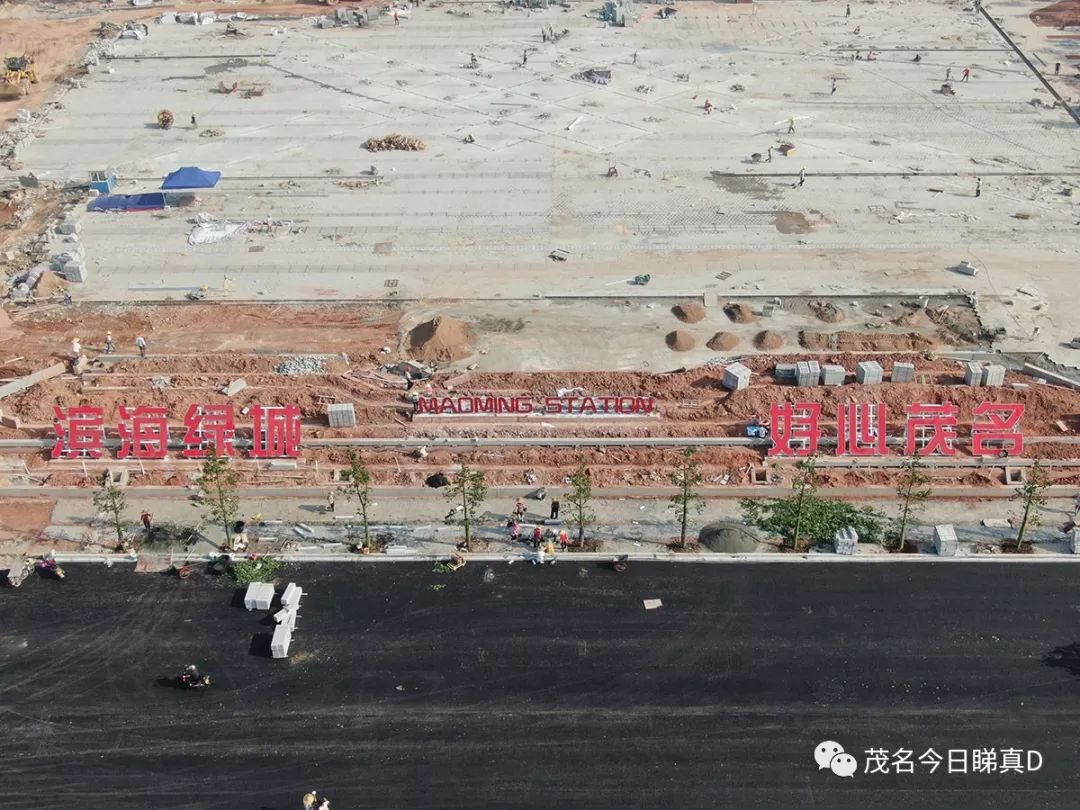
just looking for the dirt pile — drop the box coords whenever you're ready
[0,307,19,337]
[407,316,473,362]
[666,330,696,351]
[33,270,66,297]
[706,331,739,351]
[810,300,845,323]
[723,302,757,324]
[672,301,707,324]
[754,330,784,350]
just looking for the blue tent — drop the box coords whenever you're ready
[88,192,166,212]
[160,166,222,190]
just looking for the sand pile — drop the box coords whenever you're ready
[33,270,66,297]
[754,330,785,350]
[407,316,474,362]
[724,302,757,324]
[706,331,739,351]
[666,330,696,351]
[672,301,707,324]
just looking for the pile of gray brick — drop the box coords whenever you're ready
[774,363,797,382]
[820,364,846,386]
[933,524,957,556]
[856,360,883,385]
[982,364,1005,387]
[964,362,983,386]
[892,362,915,383]
[796,360,820,387]
[326,403,357,427]
[722,362,751,392]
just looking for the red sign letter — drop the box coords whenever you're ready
[52,406,106,459]
[836,403,888,456]
[117,406,169,459]
[249,404,302,458]
[768,402,821,457]
[971,402,1024,456]
[181,404,236,458]
[904,403,958,456]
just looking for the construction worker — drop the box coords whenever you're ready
[104,331,116,354]
[767,146,773,162]
[191,113,197,127]
[542,28,547,42]
[975,177,982,198]
[946,66,952,81]
[514,497,525,520]
[961,66,971,82]
[393,9,399,24]
[794,167,806,188]
[327,490,335,513]
[830,78,837,95]
[70,337,81,360]
[303,792,318,809]
[787,117,795,134]
[703,99,713,115]
[845,3,851,17]
[550,498,560,520]
[135,334,147,358]
[1055,62,1061,75]
[522,49,528,66]
[141,511,153,530]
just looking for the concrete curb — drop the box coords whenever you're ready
[47,552,1080,565]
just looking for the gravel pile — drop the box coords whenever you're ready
[275,356,326,376]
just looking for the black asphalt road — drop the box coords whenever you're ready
[2,562,1080,809]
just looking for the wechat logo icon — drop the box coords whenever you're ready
[815,741,858,778]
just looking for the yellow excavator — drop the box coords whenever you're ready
[3,54,38,97]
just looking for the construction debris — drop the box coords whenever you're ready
[364,134,425,152]
[572,68,612,85]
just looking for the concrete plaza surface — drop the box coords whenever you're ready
[2,562,1080,809]
[12,0,1078,363]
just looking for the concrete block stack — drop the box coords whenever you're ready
[892,362,915,383]
[243,582,275,611]
[774,363,797,382]
[326,403,357,427]
[820,365,846,386]
[964,363,983,386]
[723,362,751,392]
[933,524,957,556]
[856,360,883,385]
[796,360,820,387]
[981,364,1006,387]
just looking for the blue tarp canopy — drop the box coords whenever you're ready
[160,166,222,190]
[88,192,166,212]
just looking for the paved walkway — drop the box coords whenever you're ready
[26,489,1080,560]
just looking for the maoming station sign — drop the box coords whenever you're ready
[768,401,1024,457]
[51,404,302,459]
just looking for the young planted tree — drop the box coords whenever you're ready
[564,458,596,545]
[1014,461,1051,546]
[790,455,819,552]
[342,449,374,548]
[93,479,127,549]
[446,463,487,551]
[895,457,932,551]
[669,447,704,547]
[197,449,240,549]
